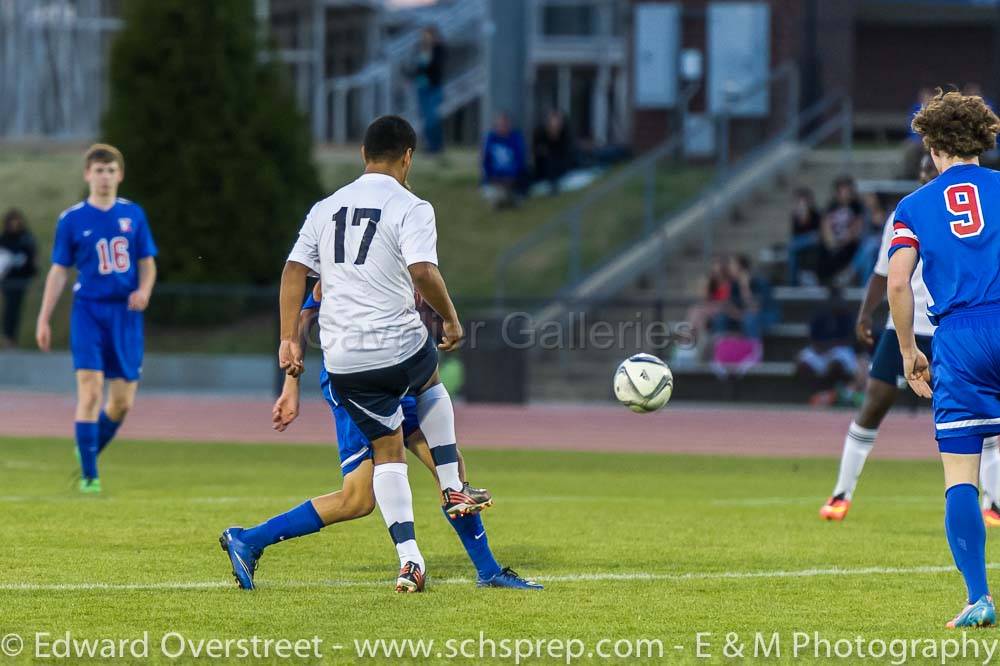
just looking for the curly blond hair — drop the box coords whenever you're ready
[912,89,1000,158]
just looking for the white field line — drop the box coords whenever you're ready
[2,563,995,592]
[0,495,647,504]
[2,494,938,506]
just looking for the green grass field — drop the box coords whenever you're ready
[3,435,995,664]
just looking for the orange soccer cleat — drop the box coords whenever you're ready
[819,494,851,521]
[984,504,1000,528]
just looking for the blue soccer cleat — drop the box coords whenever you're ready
[477,567,544,590]
[219,527,262,590]
[946,595,996,628]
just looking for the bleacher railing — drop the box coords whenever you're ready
[494,60,810,307]
[495,63,852,306]
[322,0,488,144]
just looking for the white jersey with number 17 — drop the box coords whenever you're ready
[287,172,439,374]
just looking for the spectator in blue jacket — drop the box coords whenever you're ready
[481,112,527,208]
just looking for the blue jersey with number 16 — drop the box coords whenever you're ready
[52,198,158,301]
[889,164,1000,321]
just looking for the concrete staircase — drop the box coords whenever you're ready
[526,147,906,404]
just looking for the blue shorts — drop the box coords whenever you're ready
[869,329,934,387]
[320,368,421,476]
[70,298,144,381]
[932,304,1000,452]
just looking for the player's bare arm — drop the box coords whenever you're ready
[128,257,157,312]
[278,260,310,376]
[887,247,930,398]
[273,304,315,431]
[855,273,888,347]
[35,263,70,352]
[408,261,463,351]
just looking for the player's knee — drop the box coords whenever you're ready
[371,440,406,464]
[77,389,102,415]
[857,380,897,428]
[105,397,133,421]
[343,491,376,518]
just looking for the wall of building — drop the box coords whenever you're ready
[853,22,995,113]
[630,0,812,150]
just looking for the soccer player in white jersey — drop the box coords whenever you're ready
[820,154,1000,522]
[220,116,484,593]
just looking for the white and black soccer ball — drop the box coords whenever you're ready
[613,353,673,413]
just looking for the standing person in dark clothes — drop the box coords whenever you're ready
[818,176,865,285]
[787,187,822,285]
[413,27,445,154]
[0,208,37,347]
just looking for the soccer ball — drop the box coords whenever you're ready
[613,353,673,413]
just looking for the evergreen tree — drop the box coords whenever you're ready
[103,0,322,284]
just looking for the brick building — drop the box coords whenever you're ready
[628,0,1000,150]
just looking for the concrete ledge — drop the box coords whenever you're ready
[0,351,275,395]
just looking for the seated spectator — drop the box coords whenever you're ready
[481,112,527,209]
[796,288,861,404]
[711,255,776,339]
[851,192,886,286]
[818,175,865,285]
[532,109,576,194]
[711,317,763,381]
[786,187,821,286]
[683,256,732,361]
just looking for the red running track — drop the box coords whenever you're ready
[0,391,938,459]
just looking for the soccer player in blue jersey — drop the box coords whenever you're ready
[887,90,1000,628]
[819,155,1000,524]
[219,283,541,591]
[35,144,157,494]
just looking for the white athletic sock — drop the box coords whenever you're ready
[981,437,1000,509]
[372,463,424,570]
[832,422,877,500]
[415,383,463,492]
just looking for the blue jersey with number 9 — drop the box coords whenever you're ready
[890,164,1000,321]
[52,199,157,301]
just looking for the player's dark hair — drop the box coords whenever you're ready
[85,143,124,170]
[2,207,26,232]
[912,89,1000,158]
[833,175,855,190]
[363,115,417,163]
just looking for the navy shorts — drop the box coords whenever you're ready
[327,336,437,442]
[932,305,1000,451]
[320,368,421,476]
[70,298,144,381]
[869,328,934,387]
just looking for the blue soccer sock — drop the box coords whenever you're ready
[443,508,502,581]
[96,411,122,455]
[239,501,324,551]
[945,483,990,603]
[75,421,99,480]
